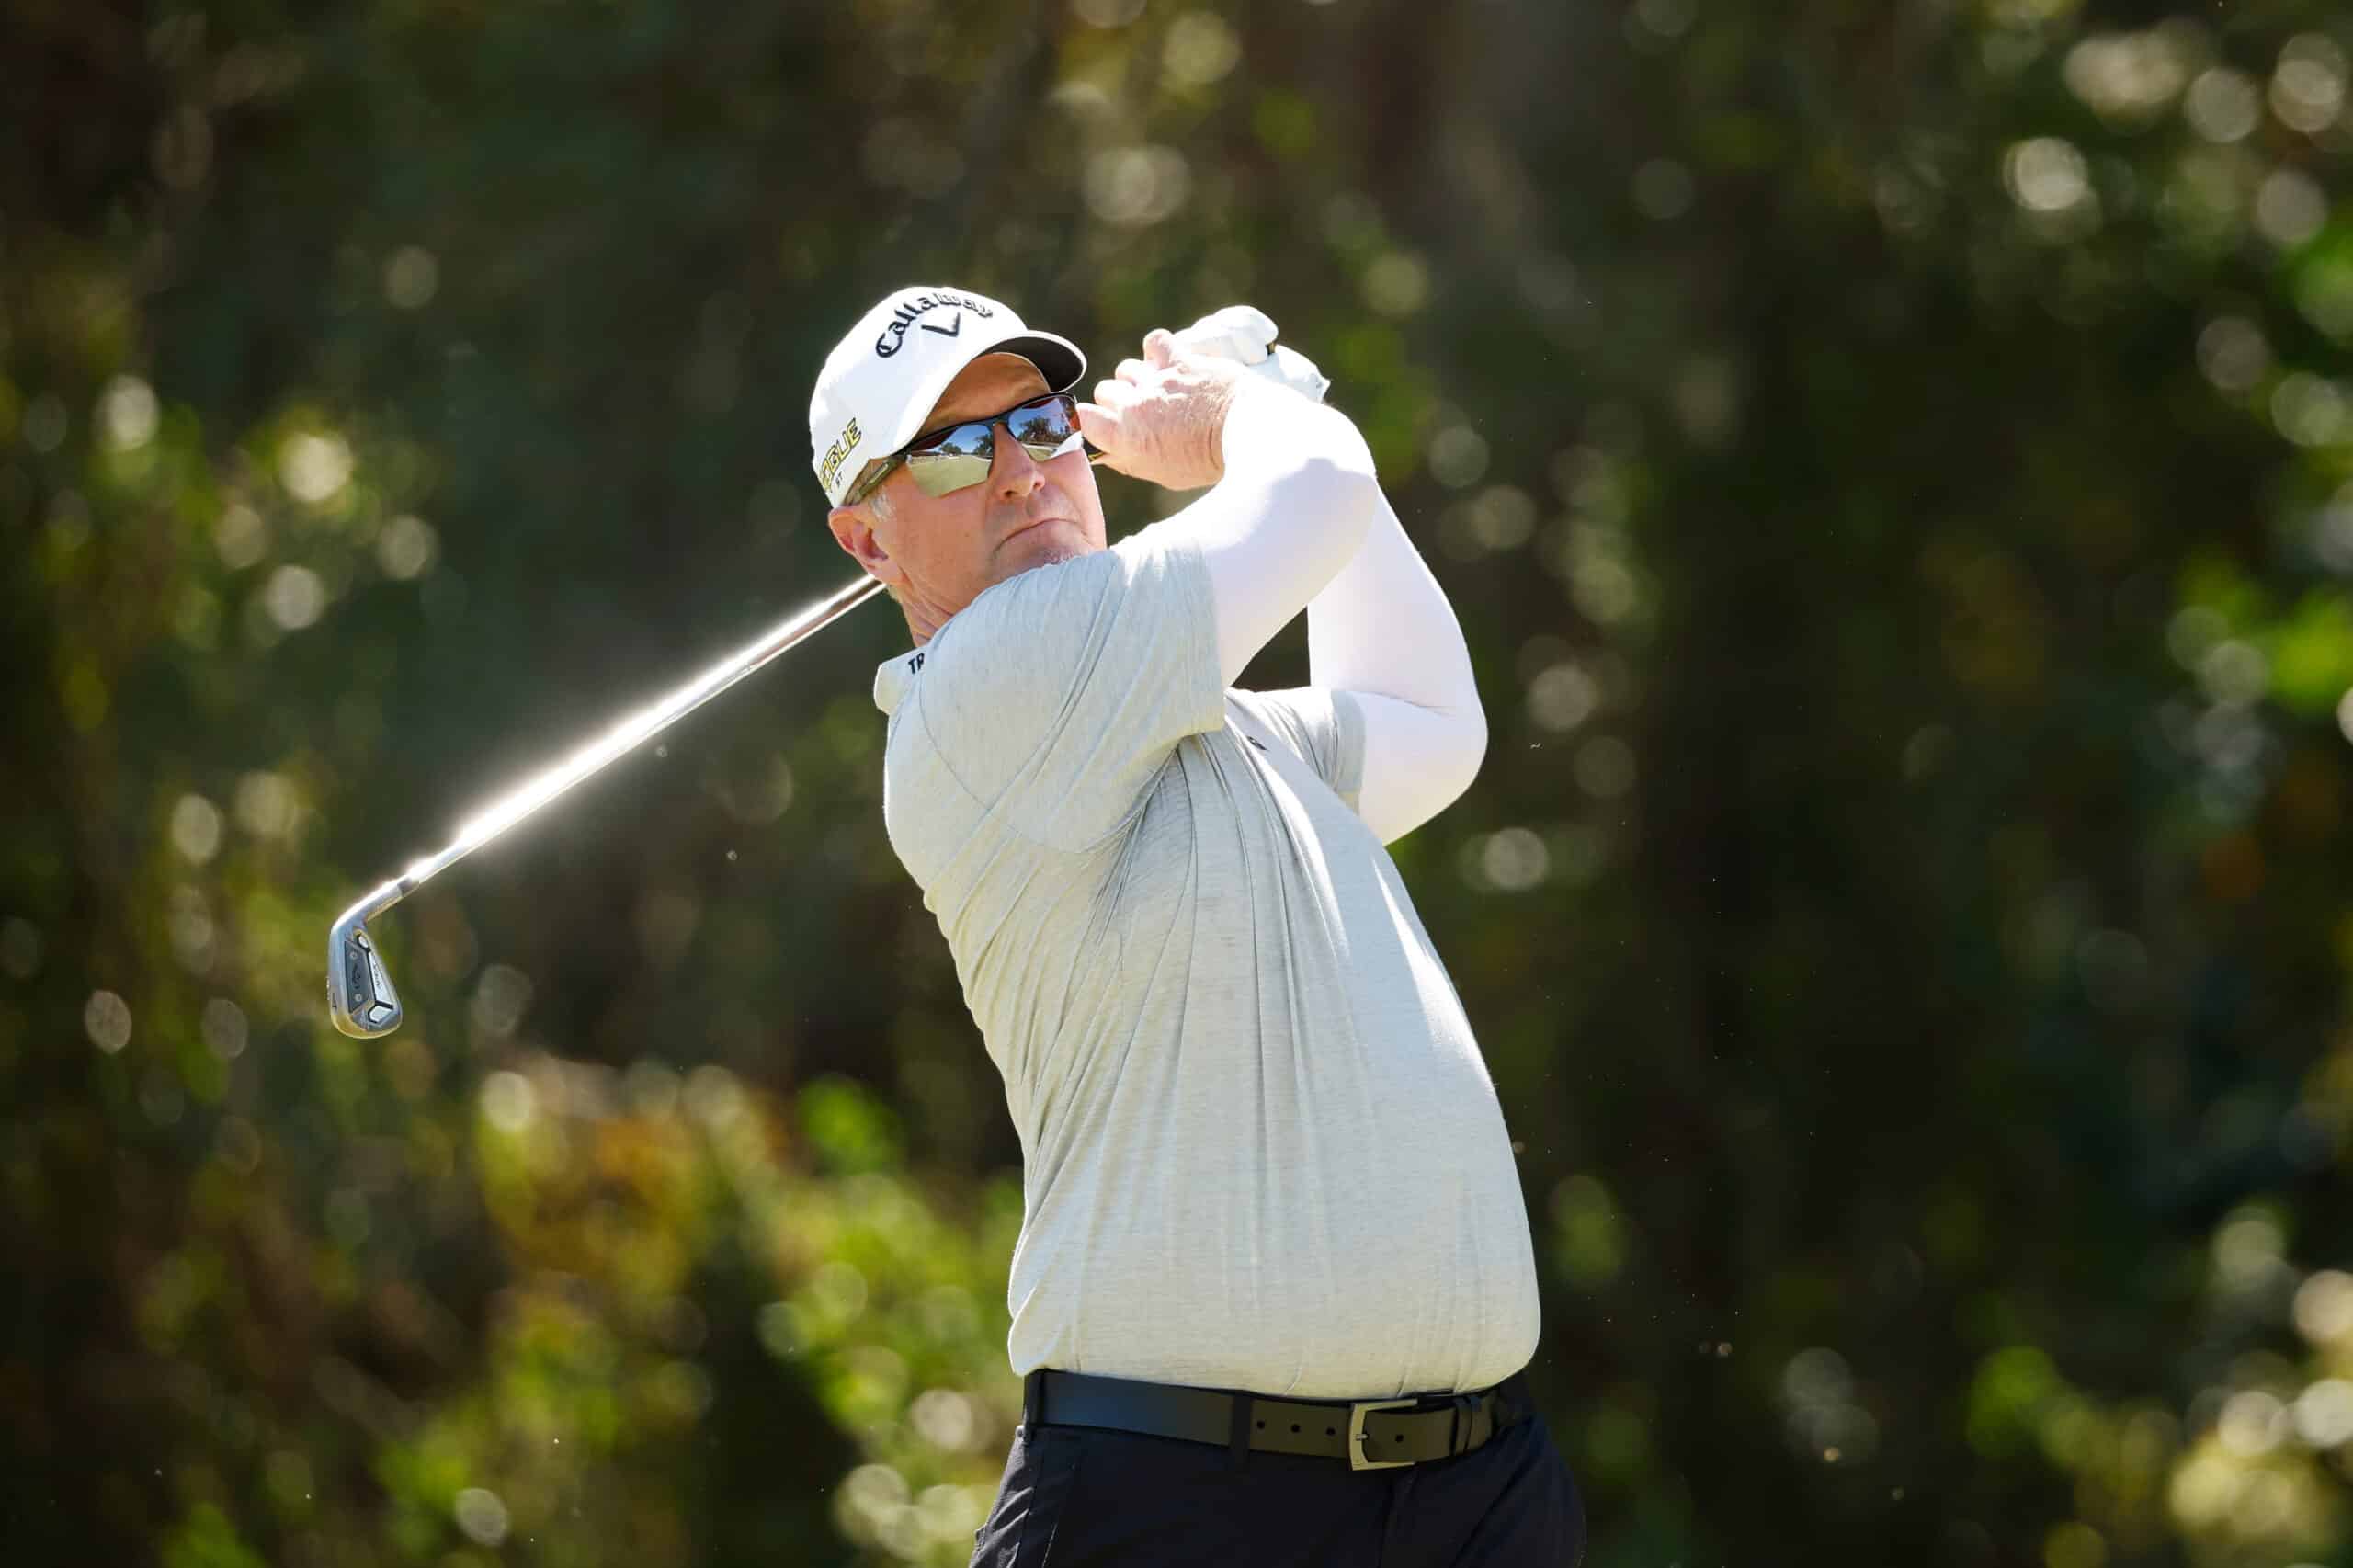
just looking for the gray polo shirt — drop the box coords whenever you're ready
[871,526,1540,1399]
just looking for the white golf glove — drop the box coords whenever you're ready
[1169,305,1331,404]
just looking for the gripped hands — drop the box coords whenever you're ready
[1075,328,1255,493]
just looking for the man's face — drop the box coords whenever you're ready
[826,353,1108,639]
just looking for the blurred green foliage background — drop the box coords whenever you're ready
[6,0,2353,1563]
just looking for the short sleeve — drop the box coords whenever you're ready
[909,528,1227,851]
[1226,687,1368,811]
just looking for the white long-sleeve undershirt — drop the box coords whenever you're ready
[1168,380,1487,843]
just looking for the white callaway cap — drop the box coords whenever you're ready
[809,286,1086,508]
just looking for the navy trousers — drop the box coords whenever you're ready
[968,1393,1586,1567]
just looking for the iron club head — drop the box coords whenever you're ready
[327,886,405,1038]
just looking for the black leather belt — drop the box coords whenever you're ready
[1022,1368,1534,1471]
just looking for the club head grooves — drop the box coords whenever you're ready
[326,913,402,1038]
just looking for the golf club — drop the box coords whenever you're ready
[327,313,1328,1038]
[327,571,889,1037]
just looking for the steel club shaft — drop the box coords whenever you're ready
[326,573,890,1038]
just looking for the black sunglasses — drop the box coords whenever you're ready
[843,392,1099,508]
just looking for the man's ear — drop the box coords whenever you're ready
[827,502,905,588]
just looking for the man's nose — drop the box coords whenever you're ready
[990,425,1049,499]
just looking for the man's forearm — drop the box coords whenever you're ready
[1306,482,1488,842]
[1175,380,1381,686]
[1306,486,1478,718]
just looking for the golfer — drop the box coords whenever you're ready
[811,286,1583,1566]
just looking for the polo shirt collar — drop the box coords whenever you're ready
[873,648,927,716]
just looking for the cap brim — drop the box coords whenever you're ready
[874,329,1089,456]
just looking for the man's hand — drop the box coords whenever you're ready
[1076,328,1256,493]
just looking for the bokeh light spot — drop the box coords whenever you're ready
[1478,495,1537,555]
[2270,36,2347,133]
[2004,138,2090,215]
[264,565,326,630]
[1163,12,1241,87]
[2044,1521,2108,1568]
[2197,640,2268,705]
[2064,32,2188,128]
[1481,827,1551,892]
[2211,1206,2287,1293]
[0,918,41,980]
[1084,147,1190,226]
[85,990,131,1054]
[278,432,353,505]
[2216,1390,2287,1456]
[1784,1347,1855,1406]
[452,1487,509,1546]
[170,794,222,863]
[200,998,248,1061]
[471,964,535,1039]
[168,887,214,974]
[382,245,438,309]
[2254,170,2327,249]
[1528,663,1599,732]
[479,1070,535,1133]
[685,1065,747,1129]
[1427,426,1490,490]
[1362,253,1429,317]
[234,772,301,839]
[2300,261,2353,344]
[910,1387,978,1451]
[1632,0,1694,41]
[97,376,158,451]
[2184,69,2261,142]
[2195,316,2269,394]
[2271,374,2349,448]
[2293,1270,2353,1342]
[2291,1379,2353,1448]
[835,1462,910,1550]
[376,514,438,579]
[23,393,67,452]
[213,504,267,569]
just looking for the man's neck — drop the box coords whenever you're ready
[904,603,949,646]
[893,581,959,646]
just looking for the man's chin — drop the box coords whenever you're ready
[995,524,1097,576]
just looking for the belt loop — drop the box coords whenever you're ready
[1022,1369,1044,1435]
[1227,1392,1254,1471]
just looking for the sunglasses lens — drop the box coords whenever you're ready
[906,450,992,497]
[904,415,990,495]
[901,395,1083,497]
[1007,394,1081,456]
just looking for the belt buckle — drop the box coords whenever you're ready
[1347,1397,1416,1471]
